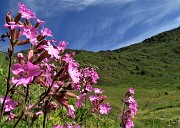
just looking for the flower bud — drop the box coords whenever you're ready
[6,11,12,23]
[33,51,49,64]
[55,96,69,108]
[32,111,43,121]
[14,13,22,23]
[24,19,31,27]
[17,39,29,45]
[28,50,34,62]
[58,74,70,81]
[46,101,57,111]
[65,91,77,98]
[17,53,24,66]
[34,76,46,86]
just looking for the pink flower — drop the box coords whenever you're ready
[22,26,38,45]
[85,83,92,92]
[126,118,134,128]
[18,3,36,19]
[53,124,64,128]
[91,68,99,84]
[129,102,138,117]
[76,93,86,108]
[99,102,111,114]
[62,53,79,67]
[11,61,41,87]
[0,96,17,112]
[46,101,57,111]
[36,19,45,24]
[83,67,99,84]
[17,53,24,59]
[93,88,104,94]
[57,41,68,52]
[39,41,60,59]
[120,87,138,127]
[35,111,43,116]
[68,63,81,84]
[67,105,75,118]
[126,96,135,104]
[7,113,16,122]
[71,83,81,90]
[65,124,73,128]
[129,87,134,94]
[3,22,24,30]
[89,95,99,102]
[41,27,53,37]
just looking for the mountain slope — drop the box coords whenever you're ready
[74,26,180,89]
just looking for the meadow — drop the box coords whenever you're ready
[0,25,180,127]
[0,3,180,127]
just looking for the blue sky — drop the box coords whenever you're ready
[1,0,180,52]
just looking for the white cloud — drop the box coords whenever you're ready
[8,0,136,18]
[5,0,180,51]
[112,19,180,50]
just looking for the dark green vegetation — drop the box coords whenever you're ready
[0,26,180,127]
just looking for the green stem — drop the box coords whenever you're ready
[96,113,100,128]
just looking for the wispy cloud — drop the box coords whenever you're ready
[2,0,180,51]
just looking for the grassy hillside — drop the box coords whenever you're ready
[73,27,180,127]
[74,27,180,89]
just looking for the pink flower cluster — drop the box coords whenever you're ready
[0,96,17,122]
[0,96,17,112]
[120,87,138,128]
[89,88,111,115]
[0,2,112,127]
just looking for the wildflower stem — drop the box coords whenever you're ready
[13,111,24,128]
[84,94,87,128]
[29,79,55,111]
[96,113,100,128]
[43,111,47,128]
[0,46,13,124]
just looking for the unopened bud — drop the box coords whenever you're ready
[24,19,31,27]
[34,76,46,86]
[6,11,12,23]
[33,51,49,64]
[17,39,29,45]
[58,74,70,81]
[14,13,22,23]
[65,91,77,98]
[55,96,69,108]
[17,53,24,66]
[28,50,34,62]
[32,111,43,121]
[34,39,47,49]
[46,101,57,111]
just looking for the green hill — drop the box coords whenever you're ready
[72,27,180,127]
[74,27,180,89]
